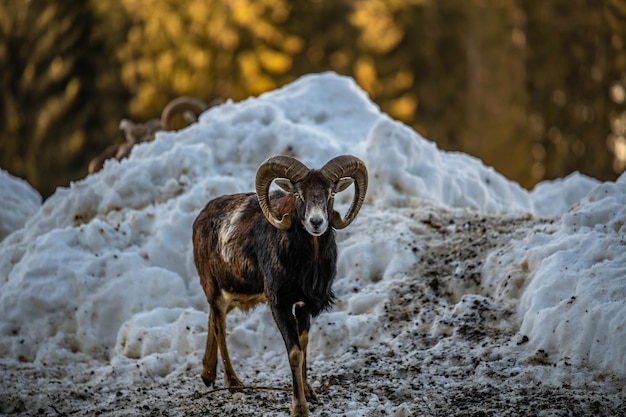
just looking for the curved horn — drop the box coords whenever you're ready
[320,155,368,229]
[255,155,310,230]
[161,97,209,130]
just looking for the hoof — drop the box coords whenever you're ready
[226,375,244,392]
[201,375,215,388]
[304,383,318,402]
[291,403,309,417]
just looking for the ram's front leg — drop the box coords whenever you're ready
[271,303,309,417]
[294,302,317,401]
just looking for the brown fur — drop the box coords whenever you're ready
[88,97,209,174]
[191,158,366,417]
[193,189,331,417]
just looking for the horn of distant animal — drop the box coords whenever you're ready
[87,96,210,174]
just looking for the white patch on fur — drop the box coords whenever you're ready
[218,205,246,263]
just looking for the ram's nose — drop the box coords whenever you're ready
[305,215,328,236]
[310,217,323,229]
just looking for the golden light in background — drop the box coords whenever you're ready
[350,0,404,54]
[609,81,626,172]
[609,111,626,172]
[257,47,292,74]
[354,56,379,96]
[389,94,417,122]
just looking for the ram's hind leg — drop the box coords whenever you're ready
[295,303,317,402]
[201,307,219,387]
[202,298,243,389]
[216,303,243,389]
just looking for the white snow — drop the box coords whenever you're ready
[0,169,41,241]
[483,173,626,380]
[0,72,624,415]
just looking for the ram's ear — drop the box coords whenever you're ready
[275,179,295,193]
[335,178,354,193]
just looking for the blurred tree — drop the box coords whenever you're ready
[605,0,626,173]
[285,1,357,76]
[523,0,626,183]
[0,0,128,198]
[348,0,419,123]
[461,1,530,186]
[115,0,301,118]
[387,1,532,186]
[344,0,625,187]
[1,0,625,198]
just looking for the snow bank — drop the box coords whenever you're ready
[365,117,534,213]
[0,169,41,240]
[484,171,626,378]
[529,171,600,218]
[0,72,621,390]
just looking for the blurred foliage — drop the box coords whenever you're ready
[1,0,625,198]
[0,0,128,197]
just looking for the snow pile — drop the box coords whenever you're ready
[0,72,621,398]
[0,169,41,241]
[484,172,626,377]
[364,117,533,213]
[529,172,600,218]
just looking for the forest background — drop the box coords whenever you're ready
[1,0,626,199]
